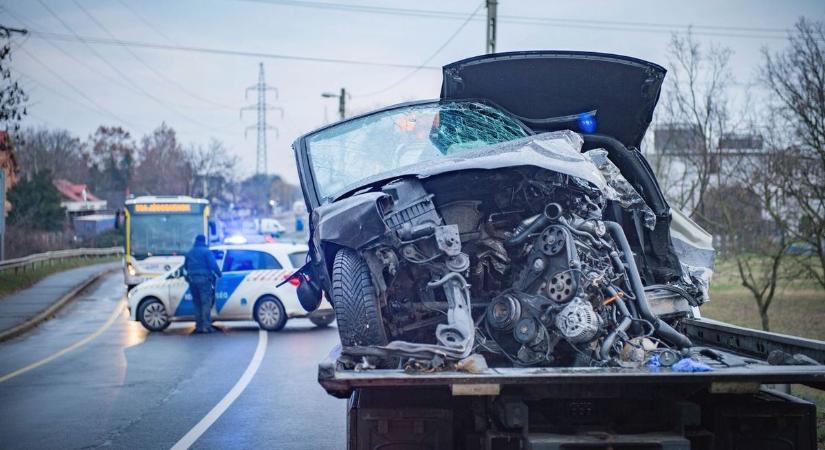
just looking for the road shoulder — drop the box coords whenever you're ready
[0,262,120,342]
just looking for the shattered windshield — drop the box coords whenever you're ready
[306,101,528,201]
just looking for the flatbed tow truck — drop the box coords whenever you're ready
[319,318,825,449]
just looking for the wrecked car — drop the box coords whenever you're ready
[292,51,825,450]
[291,51,715,369]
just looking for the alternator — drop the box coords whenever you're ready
[555,298,601,343]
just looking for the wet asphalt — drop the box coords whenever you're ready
[0,273,346,449]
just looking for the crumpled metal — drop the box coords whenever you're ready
[584,149,656,230]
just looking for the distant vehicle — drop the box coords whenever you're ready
[122,195,212,291]
[257,218,286,236]
[127,242,335,332]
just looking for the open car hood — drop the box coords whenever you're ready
[440,51,666,149]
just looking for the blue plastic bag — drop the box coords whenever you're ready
[672,357,713,373]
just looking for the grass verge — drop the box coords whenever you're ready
[0,256,120,299]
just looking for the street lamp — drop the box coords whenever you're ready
[321,88,348,121]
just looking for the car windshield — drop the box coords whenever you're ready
[305,101,528,201]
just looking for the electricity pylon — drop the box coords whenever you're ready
[241,62,283,174]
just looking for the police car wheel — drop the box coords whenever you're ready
[138,298,170,332]
[254,296,287,331]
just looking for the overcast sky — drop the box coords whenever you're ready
[3,0,824,184]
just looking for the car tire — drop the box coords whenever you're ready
[309,312,335,328]
[254,296,287,331]
[332,248,388,346]
[138,297,170,332]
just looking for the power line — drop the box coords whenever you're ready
[106,0,239,109]
[35,0,236,133]
[15,71,107,115]
[354,1,484,97]
[25,30,443,70]
[114,0,176,42]
[235,0,794,40]
[3,7,158,98]
[35,1,160,100]
[16,46,134,126]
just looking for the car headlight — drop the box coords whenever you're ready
[127,263,137,276]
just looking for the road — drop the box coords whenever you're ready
[0,273,346,449]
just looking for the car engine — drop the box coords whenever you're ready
[352,163,697,368]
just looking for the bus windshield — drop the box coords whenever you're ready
[130,213,204,259]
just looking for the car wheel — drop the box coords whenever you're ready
[138,298,170,332]
[309,312,335,328]
[254,296,287,331]
[332,248,388,346]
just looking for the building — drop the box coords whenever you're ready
[650,124,766,202]
[53,179,115,239]
[53,179,108,214]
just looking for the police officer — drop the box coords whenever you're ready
[184,234,222,334]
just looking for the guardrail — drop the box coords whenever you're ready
[0,247,123,274]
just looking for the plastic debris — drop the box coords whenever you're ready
[647,354,661,368]
[456,354,490,374]
[672,357,713,373]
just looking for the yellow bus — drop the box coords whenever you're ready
[123,195,210,290]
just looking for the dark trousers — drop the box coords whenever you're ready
[189,277,215,331]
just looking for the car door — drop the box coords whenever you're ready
[215,249,283,319]
[166,266,190,317]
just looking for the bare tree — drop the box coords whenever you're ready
[761,18,825,289]
[656,32,739,218]
[656,31,795,330]
[185,139,238,201]
[14,127,89,181]
[132,123,192,195]
[711,149,792,331]
[86,126,135,206]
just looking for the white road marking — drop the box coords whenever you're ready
[0,299,125,383]
[171,329,268,450]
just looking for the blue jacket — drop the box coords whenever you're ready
[184,242,222,281]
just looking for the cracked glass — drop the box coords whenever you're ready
[307,101,528,202]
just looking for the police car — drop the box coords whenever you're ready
[127,242,335,332]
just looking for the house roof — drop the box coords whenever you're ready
[53,179,101,202]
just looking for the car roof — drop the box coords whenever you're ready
[211,242,308,254]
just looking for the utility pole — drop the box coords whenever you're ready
[321,88,348,121]
[241,62,283,175]
[0,25,28,36]
[485,0,497,54]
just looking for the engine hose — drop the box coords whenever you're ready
[505,203,563,249]
[505,214,550,248]
[558,216,607,249]
[604,221,692,349]
[601,306,632,360]
[600,286,633,360]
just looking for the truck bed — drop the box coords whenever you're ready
[319,318,825,398]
